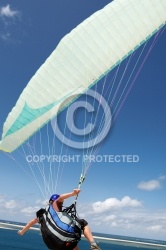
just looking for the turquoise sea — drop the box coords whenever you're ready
[0,220,166,250]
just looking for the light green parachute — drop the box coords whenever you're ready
[0,0,166,152]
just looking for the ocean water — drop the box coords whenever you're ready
[0,221,166,250]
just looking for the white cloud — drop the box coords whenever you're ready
[0,4,21,43]
[0,4,19,18]
[159,175,166,180]
[5,200,18,209]
[35,199,48,206]
[147,225,163,232]
[77,202,166,240]
[0,195,5,204]
[103,214,117,222]
[0,195,44,218]
[21,206,40,216]
[0,196,19,209]
[92,196,142,213]
[0,32,11,41]
[0,195,166,240]
[138,180,161,191]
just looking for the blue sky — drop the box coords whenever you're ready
[0,0,166,241]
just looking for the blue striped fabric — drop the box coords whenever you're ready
[49,205,76,233]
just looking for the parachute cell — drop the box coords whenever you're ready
[0,0,166,152]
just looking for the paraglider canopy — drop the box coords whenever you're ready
[0,0,166,153]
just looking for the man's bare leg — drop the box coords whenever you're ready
[74,246,79,250]
[83,226,101,249]
[83,225,95,242]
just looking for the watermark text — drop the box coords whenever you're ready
[26,154,139,164]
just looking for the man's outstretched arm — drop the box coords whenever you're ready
[18,218,38,235]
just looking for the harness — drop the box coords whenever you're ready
[36,204,82,250]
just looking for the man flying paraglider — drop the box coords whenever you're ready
[1,0,165,249]
[18,189,101,250]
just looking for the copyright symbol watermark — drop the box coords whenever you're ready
[51,89,112,149]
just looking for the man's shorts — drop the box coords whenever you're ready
[76,218,88,230]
